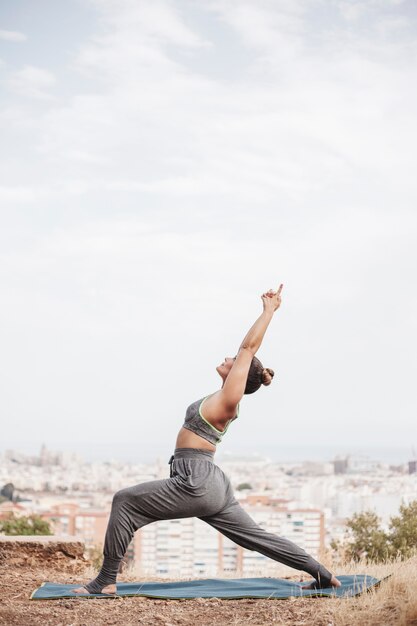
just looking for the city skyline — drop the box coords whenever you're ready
[1,440,415,466]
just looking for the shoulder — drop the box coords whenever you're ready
[200,391,238,423]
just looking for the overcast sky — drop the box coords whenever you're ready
[1,0,416,462]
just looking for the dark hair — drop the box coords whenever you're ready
[244,356,275,395]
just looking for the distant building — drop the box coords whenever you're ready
[40,503,110,547]
[333,457,348,475]
[4,444,62,467]
[0,501,27,517]
[347,455,380,474]
[301,461,334,476]
[408,460,417,475]
[333,455,380,475]
[135,517,223,577]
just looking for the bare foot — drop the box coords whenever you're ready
[302,575,342,590]
[72,584,117,595]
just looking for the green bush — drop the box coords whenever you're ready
[345,511,390,562]
[340,500,417,562]
[236,482,252,491]
[389,500,417,559]
[0,512,52,536]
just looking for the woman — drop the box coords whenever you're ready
[74,285,340,594]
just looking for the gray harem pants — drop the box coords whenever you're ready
[85,448,333,593]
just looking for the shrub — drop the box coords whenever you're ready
[236,482,252,491]
[0,513,52,536]
[345,511,391,562]
[389,501,417,559]
[339,500,417,563]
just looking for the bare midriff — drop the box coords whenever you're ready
[175,426,217,452]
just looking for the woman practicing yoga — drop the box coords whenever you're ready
[74,285,341,594]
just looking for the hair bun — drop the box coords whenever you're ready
[261,367,275,386]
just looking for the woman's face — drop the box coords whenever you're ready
[216,356,236,379]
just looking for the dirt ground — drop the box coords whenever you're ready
[0,540,344,626]
[0,540,412,626]
[1,563,344,626]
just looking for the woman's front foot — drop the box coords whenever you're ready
[72,583,117,595]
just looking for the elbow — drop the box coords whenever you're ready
[239,343,256,356]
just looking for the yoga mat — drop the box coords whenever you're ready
[31,574,387,600]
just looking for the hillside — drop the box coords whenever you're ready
[1,537,416,625]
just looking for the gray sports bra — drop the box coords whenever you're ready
[182,395,239,446]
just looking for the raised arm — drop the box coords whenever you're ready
[203,285,283,424]
[239,285,283,354]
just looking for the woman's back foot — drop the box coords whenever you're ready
[301,575,342,590]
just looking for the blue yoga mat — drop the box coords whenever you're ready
[31,575,386,600]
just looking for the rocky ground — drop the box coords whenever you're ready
[0,537,415,625]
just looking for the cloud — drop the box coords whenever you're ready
[20,1,408,205]
[0,185,51,204]
[75,0,210,82]
[1,1,416,221]
[0,29,27,42]
[7,65,55,100]
[2,0,416,217]
[88,0,210,48]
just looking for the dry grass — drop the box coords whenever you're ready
[2,556,417,625]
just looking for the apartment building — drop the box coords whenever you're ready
[41,503,110,547]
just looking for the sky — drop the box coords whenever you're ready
[1,0,416,463]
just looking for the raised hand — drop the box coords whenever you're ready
[261,284,283,312]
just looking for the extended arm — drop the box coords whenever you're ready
[239,308,274,355]
[203,285,283,422]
